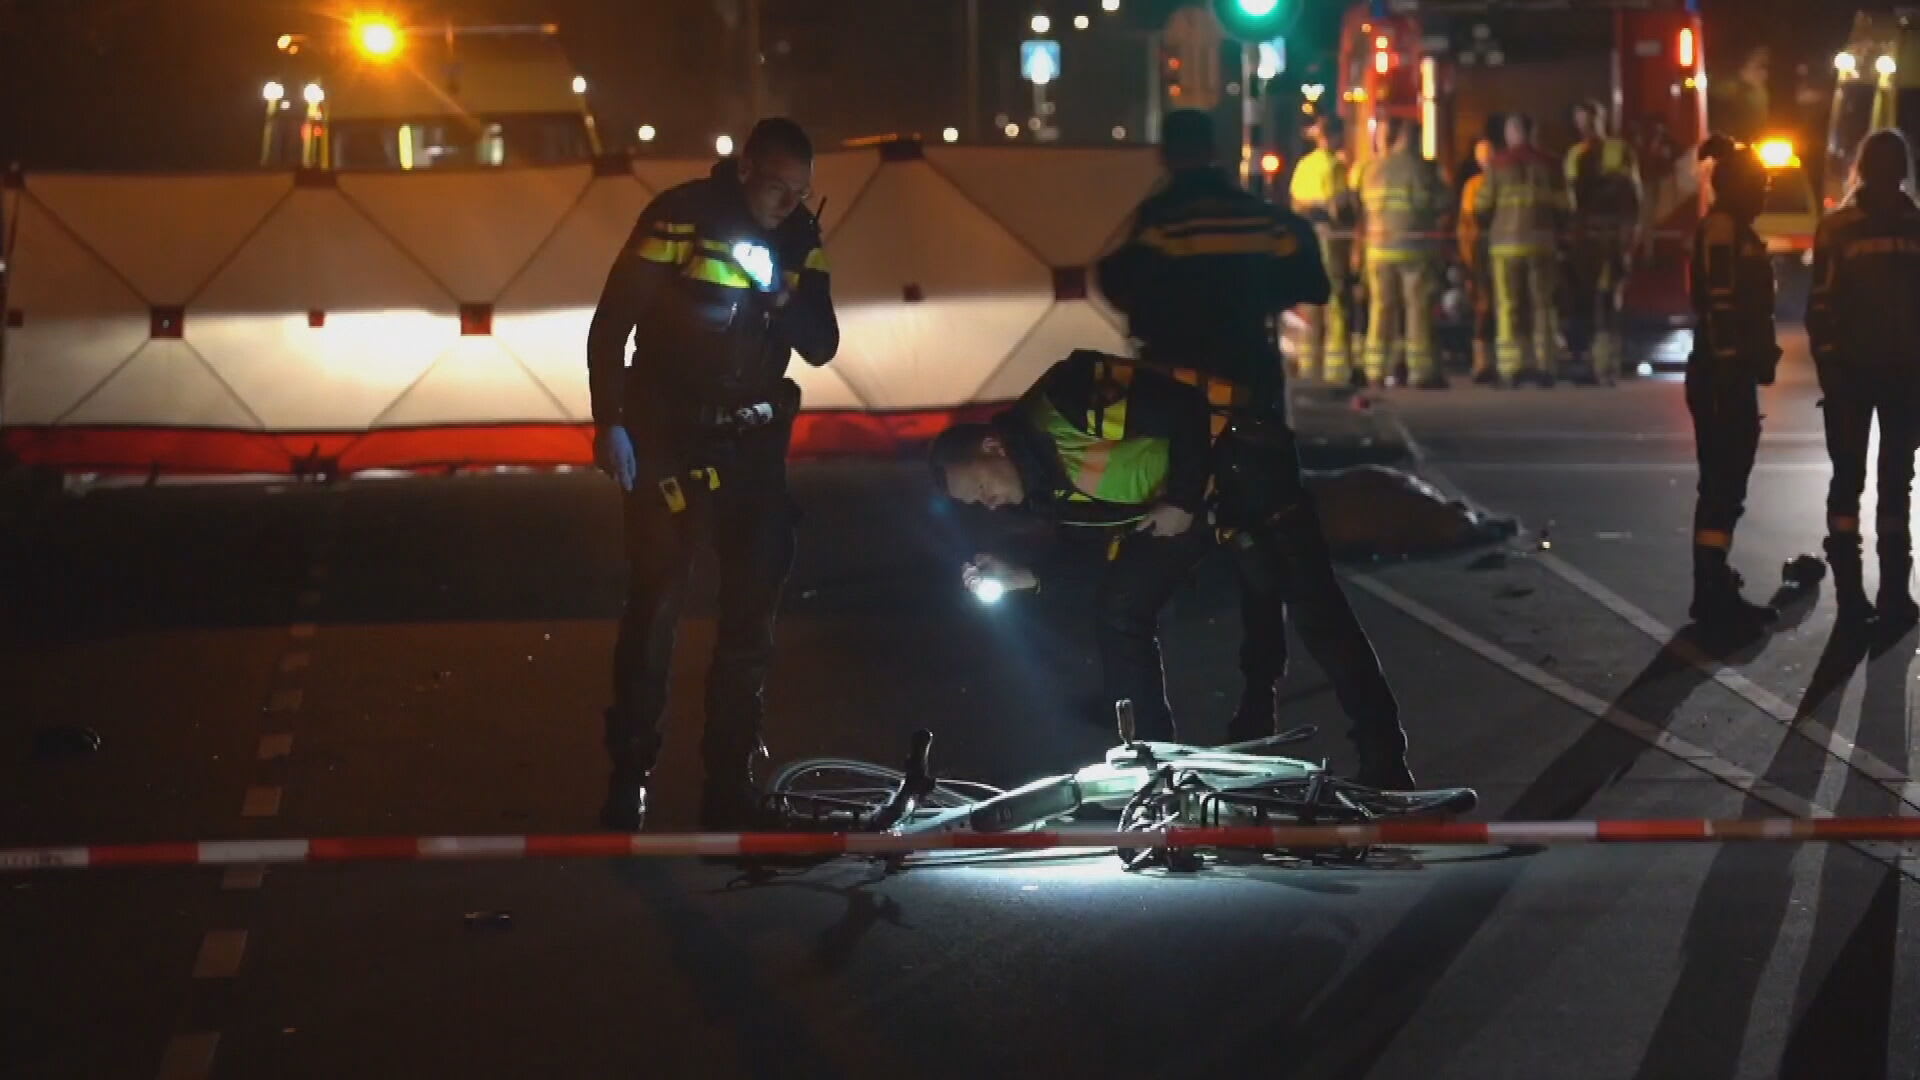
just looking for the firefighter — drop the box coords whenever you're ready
[1359,118,1450,388]
[586,118,839,830]
[1289,114,1357,385]
[1476,113,1567,387]
[1685,135,1780,627]
[1095,107,1332,743]
[1565,100,1643,384]
[930,349,1417,790]
[1807,129,1920,626]
[1458,137,1498,383]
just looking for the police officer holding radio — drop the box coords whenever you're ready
[586,118,838,831]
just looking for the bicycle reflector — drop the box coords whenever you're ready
[969,577,1007,604]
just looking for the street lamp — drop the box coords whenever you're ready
[716,134,735,157]
[571,75,587,95]
[943,127,960,143]
[1074,15,1090,29]
[637,125,657,143]
[352,16,401,60]
[1004,122,1021,138]
[303,82,325,105]
[1031,14,1050,34]
[1102,0,1120,10]
[262,81,285,103]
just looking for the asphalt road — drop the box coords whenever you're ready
[4,331,1919,1079]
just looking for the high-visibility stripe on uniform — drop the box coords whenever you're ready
[1695,528,1733,550]
[803,247,830,272]
[685,255,755,289]
[1140,225,1299,258]
[636,237,692,264]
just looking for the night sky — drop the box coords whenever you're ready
[0,0,1855,172]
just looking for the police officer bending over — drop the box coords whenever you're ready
[1685,136,1779,627]
[930,349,1417,790]
[1808,129,1920,627]
[587,118,838,830]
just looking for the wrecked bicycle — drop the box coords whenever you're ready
[762,703,1480,872]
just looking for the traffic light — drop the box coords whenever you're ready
[1212,0,1291,42]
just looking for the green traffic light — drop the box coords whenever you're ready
[1238,0,1279,13]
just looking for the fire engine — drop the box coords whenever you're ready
[259,16,602,171]
[1335,0,1707,327]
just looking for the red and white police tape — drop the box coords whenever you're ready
[4,818,1920,872]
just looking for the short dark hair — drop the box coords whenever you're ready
[1310,114,1345,138]
[927,423,994,491]
[744,117,814,163]
[1161,109,1216,165]
[1856,128,1914,190]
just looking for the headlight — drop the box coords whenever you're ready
[969,577,1007,605]
[731,242,776,291]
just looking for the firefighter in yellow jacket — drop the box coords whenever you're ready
[1565,100,1643,384]
[1475,113,1568,386]
[1359,118,1450,388]
[1289,115,1356,385]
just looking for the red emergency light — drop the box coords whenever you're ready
[1678,28,1695,69]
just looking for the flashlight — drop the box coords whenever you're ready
[730,241,776,291]
[969,577,1007,604]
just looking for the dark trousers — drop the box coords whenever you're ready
[1101,422,1405,758]
[605,429,796,782]
[1821,374,1920,558]
[1685,366,1761,543]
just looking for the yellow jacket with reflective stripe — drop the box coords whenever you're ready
[1475,146,1567,257]
[1360,148,1448,261]
[1565,136,1643,222]
[1290,147,1351,225]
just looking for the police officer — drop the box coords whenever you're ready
[1565,100,1643,385]
[1095,108,1335,747]
[587,118,839,830]
[1686,135,1779,627]
[1289,114,1357,385]
[1476,114,1567,387]
[930,349,1417,790]
[1808,129,1920,626]
[1360,118,1449,388]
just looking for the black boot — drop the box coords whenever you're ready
[1877,549,1918,626]
[1354,747,1416,791]
[698,741,770,833]
[1690,547,1778,627]
[1827,534,1874,625]
[599,713,657,832]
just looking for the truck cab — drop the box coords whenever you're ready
[261,18,602,171]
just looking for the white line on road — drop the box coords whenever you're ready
[1349,576,1920,887]
[257,733,293,760]
[277,651,310,674]
[1537,553,1920,810]
[156,1032,219,1079]
[289,622,316,640]
[192,930,247,979]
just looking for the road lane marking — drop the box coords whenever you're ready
[1536,553,1920,811]
[261,688,303,714]
[220,866,266,890]
[156,1032,219,1079]
[241,787,282,818]
[289,622,316,640]
[257,733,293,760]
[277,651,310,674]
[192,931,247,979]
[1348,575,1920,887]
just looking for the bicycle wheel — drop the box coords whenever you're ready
[764,758,993,831]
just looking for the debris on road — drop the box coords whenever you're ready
[1782,554,1826,588]
[1309,466,1517,560]
[463,910,514,932]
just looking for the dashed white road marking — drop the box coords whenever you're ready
[257,733,294,761]
[156,1032,220,1079]
[240,787,283,819]
[220,866,266,891]
[261,688,303,714]
[192,930,248,979]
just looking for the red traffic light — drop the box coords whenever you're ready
[1260,151,1284,174]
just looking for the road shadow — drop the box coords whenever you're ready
[1184,586,1813,1078]
[1633,616,1911,1080]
